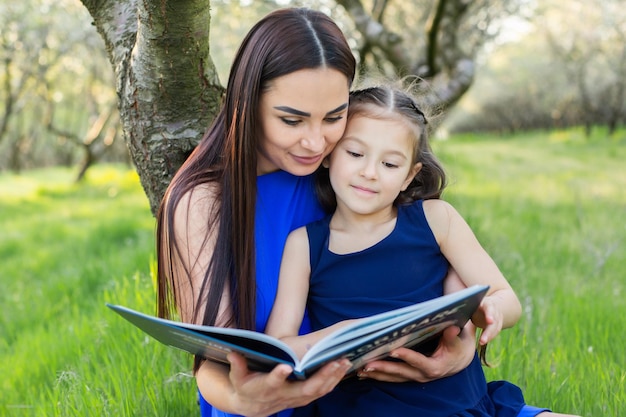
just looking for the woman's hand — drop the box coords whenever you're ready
[224,352,351,417]
[357,324,476,383]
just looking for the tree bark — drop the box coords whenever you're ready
[80,0,224,214]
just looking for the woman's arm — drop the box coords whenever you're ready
[196,354,350,417]
[168,184,225,325]
[357,324,477,382]
[169,190,350,413]
[356,266,477,383]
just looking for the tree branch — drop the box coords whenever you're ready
[336,0,409,72]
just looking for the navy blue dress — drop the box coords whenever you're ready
[295,200,531,417]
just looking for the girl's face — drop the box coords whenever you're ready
[257,68,349,176]
[328,114,422,217]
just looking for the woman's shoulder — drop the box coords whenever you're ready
[172,182,220,226]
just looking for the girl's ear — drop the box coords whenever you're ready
[401,162,423,191]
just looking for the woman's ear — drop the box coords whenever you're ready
[401,162,423,191]
[322,157,330,169]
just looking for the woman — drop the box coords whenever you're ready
[156,8,478,417]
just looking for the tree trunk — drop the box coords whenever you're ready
[80,0,224,214]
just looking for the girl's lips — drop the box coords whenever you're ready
[292,154,323,165]
[352,185,377,194]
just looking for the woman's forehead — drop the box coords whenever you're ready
[262,68,350,115]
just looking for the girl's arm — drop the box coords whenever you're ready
[168,189,350,415]
[266,227,354,359]
[424,199,522,345]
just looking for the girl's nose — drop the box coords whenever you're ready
[360,159,378,179]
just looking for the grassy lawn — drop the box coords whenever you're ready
[1,129,624,416]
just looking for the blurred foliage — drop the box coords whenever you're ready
[0,0,127,175]
[0,0,624,175]
[444,0,626,135]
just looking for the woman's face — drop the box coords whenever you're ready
[257,68,350,176]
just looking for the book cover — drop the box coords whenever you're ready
[107,284,488,380]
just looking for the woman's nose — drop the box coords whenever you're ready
[301,125,325,153]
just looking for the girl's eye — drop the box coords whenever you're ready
[346,150,362,158]
[383,162,399,168]
[281,118,301,126]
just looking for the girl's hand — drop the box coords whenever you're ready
[226,352,351,417]
[356,324,476,383]
[472,296,504,346]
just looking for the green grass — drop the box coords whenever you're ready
[0,166,197,416]
[2,129,624,416]
[434,129,625,416]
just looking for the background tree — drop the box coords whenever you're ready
[543,0,626,137]
[4,1,621,207]
[446,0,626,135]
[0,0,126,174]
[77,0,525,213]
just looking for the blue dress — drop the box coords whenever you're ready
[294,200,545,417]
[200,170,325,417]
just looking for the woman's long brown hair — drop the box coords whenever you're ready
[156,8,355,372]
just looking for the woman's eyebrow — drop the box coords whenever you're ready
[274,106,310,117]
[326,103,348,115]
[273,103,348,118]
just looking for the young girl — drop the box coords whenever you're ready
[266,85,575,417]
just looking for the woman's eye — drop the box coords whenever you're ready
[324,115,344,123]
[281,118,301,126]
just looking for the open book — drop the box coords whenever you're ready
[107,284,488,380]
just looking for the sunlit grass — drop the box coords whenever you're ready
[1,130,624,416]
[434,129,625,416]
[0,165,197,416]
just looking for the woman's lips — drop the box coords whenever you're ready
[292,154,323,165]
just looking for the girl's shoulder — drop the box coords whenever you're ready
[421,199,458,243]
[286,225,309,242]
[402,198,454,222]
[421,198,454,213]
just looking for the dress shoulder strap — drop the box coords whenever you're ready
[305,216,331,272]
